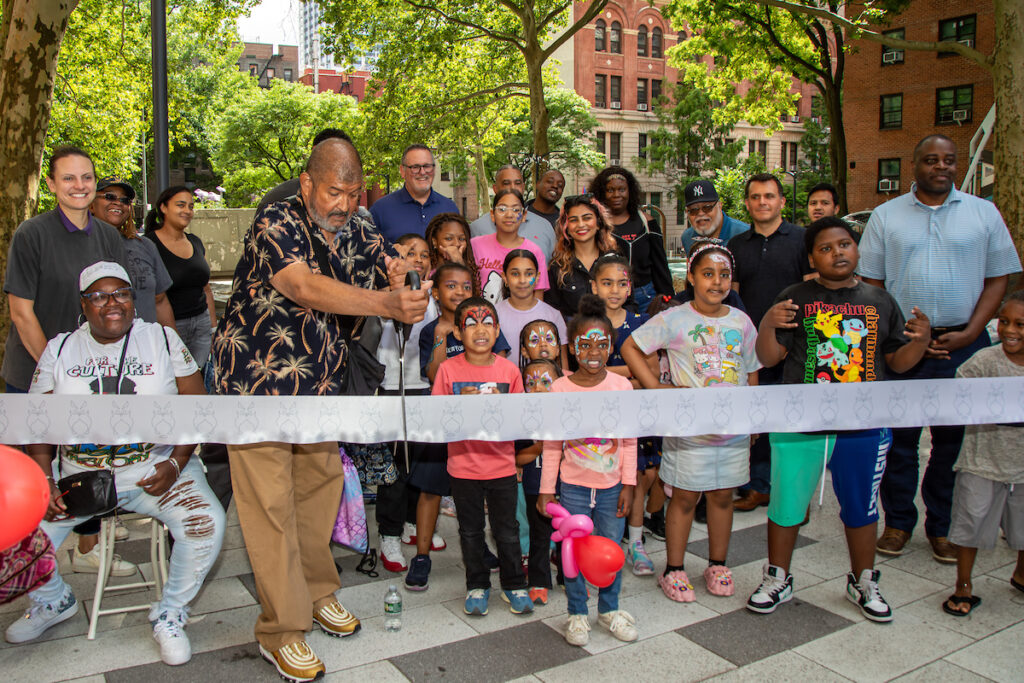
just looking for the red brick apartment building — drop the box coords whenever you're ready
[844,1,994,211]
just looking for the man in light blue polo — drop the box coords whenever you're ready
[370,144,458,242]
[859,134,1021,563]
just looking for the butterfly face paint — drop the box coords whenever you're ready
[523,323,558,361]
[524,367,555,393]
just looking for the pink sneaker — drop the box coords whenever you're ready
[658,570,695,602]
[703,565,735,597]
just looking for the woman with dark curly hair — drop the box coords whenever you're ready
[589,166,673,312]
[544,194,619,320]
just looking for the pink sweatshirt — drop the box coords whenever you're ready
[540,373,638,494]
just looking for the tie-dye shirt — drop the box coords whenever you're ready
[540,373,638,493]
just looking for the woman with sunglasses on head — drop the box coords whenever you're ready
[5,261,224,667]
[589,166,673,313]
[145,186,217,369]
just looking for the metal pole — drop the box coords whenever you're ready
[152,0,169,191]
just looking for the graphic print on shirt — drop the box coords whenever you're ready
[565,437,619,473]
[452,381,510,395]
[686,322,745,386]
[802,302,878,383]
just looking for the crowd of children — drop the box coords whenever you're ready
[374,204,1024,646]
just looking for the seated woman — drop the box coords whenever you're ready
[4,261,224,667]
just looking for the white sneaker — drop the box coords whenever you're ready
[746,564,793,614]
[5,591,79,643]
[152,611,191,665]
[564,614,590,646]
[72,546,137,577]
[379,535,408,572]
[401,522,447,551]
[598,610,638,642]
[113,518,130,541]
[846,569,893,622]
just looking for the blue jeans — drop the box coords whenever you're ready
[175,310,212,370]
[632,282,657,314]
[560,482,624,616]
[31,458,225,619]
[880,331,990,537]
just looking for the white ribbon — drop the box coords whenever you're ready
[2,377,1021,445]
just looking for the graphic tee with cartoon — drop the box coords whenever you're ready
[772,280,907,385]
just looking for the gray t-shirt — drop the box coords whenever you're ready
[2,209,129,390]
[123,236,173,324]
[470,211,555,262]
[954,344,1024,483]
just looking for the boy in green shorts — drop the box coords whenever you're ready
[748,217,931,622]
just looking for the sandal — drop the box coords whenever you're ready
[942,594,981,617]
[703,565,735,597]
[1011,576,1024,594]
[658,570,695,602]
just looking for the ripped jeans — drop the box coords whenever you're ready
[32,457,225,619]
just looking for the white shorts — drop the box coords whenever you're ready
[660,438,749,492]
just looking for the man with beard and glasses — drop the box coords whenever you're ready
[859,134,1021,564]
[211,138,431,682]
[679,180,748,254]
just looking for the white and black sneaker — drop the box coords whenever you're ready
[846,569,893,623]
[746,564,793,614]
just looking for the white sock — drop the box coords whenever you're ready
[628,525,643,545]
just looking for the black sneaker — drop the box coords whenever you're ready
[644,511,666,541]
[483,546,500,573]
[404,554,431,591]
[846,569,893,622]
[746,564,793,614]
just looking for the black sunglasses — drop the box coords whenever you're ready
[100,193,132,205]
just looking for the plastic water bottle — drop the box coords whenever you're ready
[384,584,402,631]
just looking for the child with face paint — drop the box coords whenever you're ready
[496,249,568,368]
[425,212,481,290]
[538,294,639,646]
[432,297,534,616]
[621,239,762,603]
[590,254,663,577]
[471,190,550,305]
[513,358,563,605]
[518,319,564,372]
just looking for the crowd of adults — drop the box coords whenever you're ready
[2,131,1020,682]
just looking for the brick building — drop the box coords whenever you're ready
[236,43,300,87]
[843,1,995,211]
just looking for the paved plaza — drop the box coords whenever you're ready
[2,447,1022,683]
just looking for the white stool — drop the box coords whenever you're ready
[86,513,169,640]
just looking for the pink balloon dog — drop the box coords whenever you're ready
[545,501,593,579]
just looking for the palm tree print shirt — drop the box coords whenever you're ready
[212,194,391,396]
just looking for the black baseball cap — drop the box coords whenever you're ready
[96,177,136,201]
[684,180,719,206]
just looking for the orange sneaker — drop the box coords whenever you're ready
[529,587,548,605]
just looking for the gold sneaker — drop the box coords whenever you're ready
[312,601,360,637]
[258,641,324,682]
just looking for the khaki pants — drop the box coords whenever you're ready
[228,441,343,650]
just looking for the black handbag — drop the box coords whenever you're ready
[55,325,132,517]
[303,216,386,396]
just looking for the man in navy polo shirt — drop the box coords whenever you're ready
[370,144,459,242]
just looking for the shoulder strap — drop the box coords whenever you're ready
[161,325,171,354]
[55,332,73,359]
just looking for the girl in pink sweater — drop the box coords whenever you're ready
[538,295,638,647]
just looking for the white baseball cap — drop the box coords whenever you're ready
[79,261,131,292]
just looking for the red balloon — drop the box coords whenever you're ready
[574,534,625,588]
[0,446,51,551]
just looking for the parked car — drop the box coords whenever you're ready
[842,210,873,233]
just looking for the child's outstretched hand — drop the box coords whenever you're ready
[537,493,555,517]
[763,299,799,330]
[442,245,464,264]
[616,485,634,518]
[904,306,931,345]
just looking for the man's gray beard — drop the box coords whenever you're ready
[692,212,723,236]
[308,204,350,234]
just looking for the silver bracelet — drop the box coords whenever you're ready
[167,458,181,479]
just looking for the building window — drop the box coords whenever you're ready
[881,29,905,65]
[265,67,275,79]
[610,21,622,54]
[609,133,622,164]
[248,63,258,76]
[283,68,293,81]
[788,142,798,171]
[880,94,903,129]
[939,14,977,55]
[648,191,661,208]
[651,79,662,102]
[780,141,787,170]
[595,19,606,52]
[441,170,451,181]
[878,158,901,193]
[651,27,663,58]
[936,85,973,124]
[637,26,648,57]
[595,132,606,156]
[748,139,767,160]
[676,195,686,225]
[595,74,607,108]
[637,79,648,109]
[610,75,621,108]
[639,133,648,160]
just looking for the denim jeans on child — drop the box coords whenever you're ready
[450,475,526,591]
[31,457,225,620]
[559,482,625,615]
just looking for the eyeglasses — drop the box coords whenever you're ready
[403,163,435,173]
[685,202,719,217]
[100,193,132,205]
[81,287,134,306]
[494,206,524,217]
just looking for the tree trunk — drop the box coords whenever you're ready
[822,81,849,214]
[0,0,77,371]
[523,45,550,179]
[992,0,1024,276]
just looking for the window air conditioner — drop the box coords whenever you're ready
[790,115,800,123]
[958,38,974,47]
[878,179,899,192]
[882,51,899,64]
[611,102,622,109]
[952,109,969,122]
[637,103,648,111]
[609,159,621,166]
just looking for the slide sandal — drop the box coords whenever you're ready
[1010,576,1024,594]
[942,594,981,617]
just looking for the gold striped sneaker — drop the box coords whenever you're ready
[258,641,324,682]
[312,601,360,637]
